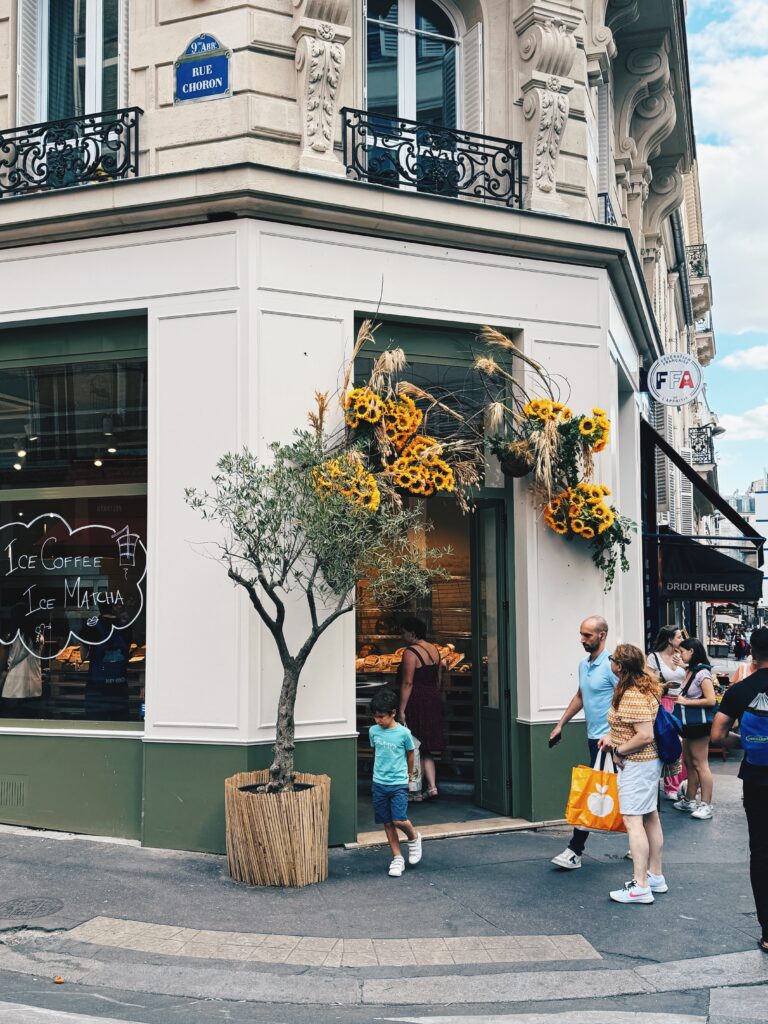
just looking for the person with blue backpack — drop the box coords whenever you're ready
[711,627,768,955]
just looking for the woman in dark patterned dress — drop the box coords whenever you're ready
[398,617,444,800]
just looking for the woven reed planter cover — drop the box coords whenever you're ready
[225,770,331,887]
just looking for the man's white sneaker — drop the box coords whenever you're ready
[388,855,405,877]
[673,798,696,812]
[551,848,582,870]
[691,802,713,820]
[407,832,422,865]
[648,872,669,893]
[609,879,654,904]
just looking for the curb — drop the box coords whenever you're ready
[345,818,568,849]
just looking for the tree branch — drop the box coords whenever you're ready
[306,560,320,632]
[227,567,291,666]
[296,600,354,667]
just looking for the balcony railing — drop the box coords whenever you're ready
[341,108,523,209]
[695,311,713,333]
[686,243,709,279]
[598,191,618,226]
[0,107,142,198]
[689,425,715,466]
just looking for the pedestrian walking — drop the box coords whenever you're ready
[673,638,717,820]
[369,688,422,877]
[598,644,666,904]
[397,617,444,801]
[647,625,687,800]
[549,615,617,870]
[711,627,768,954]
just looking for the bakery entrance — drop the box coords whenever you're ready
[356,494,512,821]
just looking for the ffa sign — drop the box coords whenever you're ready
[174,33,231,105]
[648,353,703,407]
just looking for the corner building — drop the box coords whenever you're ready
[0,0,707,850]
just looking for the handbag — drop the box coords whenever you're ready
[672,669,718,728]
[565,750,626,834]
[653,698,682,765]
[408,737,423,794]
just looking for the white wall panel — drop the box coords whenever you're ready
[258,231,602,329]
[147,309,243,736]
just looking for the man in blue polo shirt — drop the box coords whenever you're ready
[549,615,617,870]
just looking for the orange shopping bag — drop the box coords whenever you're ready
[565,750,626,833]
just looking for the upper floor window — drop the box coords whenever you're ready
[17,0,127,126]
[365,0,483,133]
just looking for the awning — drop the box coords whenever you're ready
[714,614,741,625]
[640,419,765,567]
[660,531,764,602]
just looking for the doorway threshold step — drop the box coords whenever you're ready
[345,816,566,849]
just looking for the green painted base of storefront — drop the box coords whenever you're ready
[513,719,589,824]
[0,732,357,853]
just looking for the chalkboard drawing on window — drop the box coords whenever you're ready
[0,512,147,661]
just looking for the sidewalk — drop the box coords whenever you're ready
[0,760,766,1023]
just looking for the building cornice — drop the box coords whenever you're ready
[0,163,662,365]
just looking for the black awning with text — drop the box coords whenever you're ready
[660,532,764,602]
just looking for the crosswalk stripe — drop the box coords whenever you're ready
[379,1013,706,1024]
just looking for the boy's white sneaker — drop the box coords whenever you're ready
[551,848,582,869]
[609,879,654,904]
[388,855,405,877]
[691,802,713,820]
[407,832,422,865]
[648,872,669,893]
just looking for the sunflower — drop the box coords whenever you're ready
[559,407,573,421]
[592,407,607,417]
[581,526,595,539]
[579,418,596,436]
[549,498,562,514]
[553,522,568,535]
[571,518,585,534]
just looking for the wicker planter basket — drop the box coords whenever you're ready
[225,770,331,888]
[497,451,533,478]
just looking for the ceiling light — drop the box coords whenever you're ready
[93,458,103,468]
[13,462,22,471]
[107,446,117,454]
[16,447,27,458]
[103,416,114,436]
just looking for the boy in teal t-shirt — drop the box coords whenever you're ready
[369,688,423,877]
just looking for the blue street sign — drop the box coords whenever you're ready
[174,34,231,105]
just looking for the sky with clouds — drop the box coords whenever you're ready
[686,1,768,493]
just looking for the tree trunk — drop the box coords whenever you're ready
[268,660,301,792]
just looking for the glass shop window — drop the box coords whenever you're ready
[0,319,147,722]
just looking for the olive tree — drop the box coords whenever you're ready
[185,431,443,793]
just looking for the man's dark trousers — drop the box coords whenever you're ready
[568,738,601,857]
[743,782,768,940]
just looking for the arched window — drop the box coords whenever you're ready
[366,1,482,132]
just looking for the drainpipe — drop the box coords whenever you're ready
[671,208,694,327]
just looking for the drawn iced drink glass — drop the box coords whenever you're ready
[114,525,139,568]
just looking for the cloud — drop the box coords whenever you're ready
[687,7,768,335]
[720,346,768,369]
[718,402,768,441]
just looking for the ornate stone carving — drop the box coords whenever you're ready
[605,0,641,36]
[514,5,580,213]
[584,0,616,85]
[613,32,671,189]
[643,156,685,249]
[292,0,351,175]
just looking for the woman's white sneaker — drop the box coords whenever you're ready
[388,855,405,877]
[609,879,654,904]
[691,802,713,820]
[648,872,669,893]
[673,798,696,812]
[407,832,422,865]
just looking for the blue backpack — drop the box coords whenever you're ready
[741,693,768,766]
[654,699,683,765]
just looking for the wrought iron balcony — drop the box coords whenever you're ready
[0,107,142,198]
[341,108,523,209]
[689,424,715,466]
[686,244,709,279]
[598,191,618,226]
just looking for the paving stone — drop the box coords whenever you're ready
[295,936,339,951]
[709,983,768,1022]
[386,1014,706,1023]
[373,939,417,965]
[286,948,331,966]
[248,946,293,963]
[638,951,768,992]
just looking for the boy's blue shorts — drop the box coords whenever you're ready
[372,782,409,824]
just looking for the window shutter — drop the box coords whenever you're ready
[665,410,677,529]
[119,0,129,107]
[16,0,42,126]
[653,402,668,514]
[461,23,483,134]
[679,446,694,536]
[597,82,610,193]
